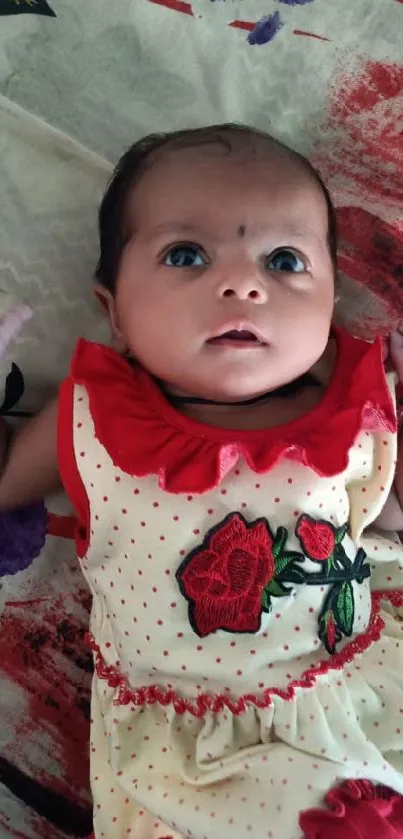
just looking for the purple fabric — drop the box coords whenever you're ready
[0,504,48,576]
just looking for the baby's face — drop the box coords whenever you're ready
[110,140,335,401]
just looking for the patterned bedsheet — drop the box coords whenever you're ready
[0,1,402,836]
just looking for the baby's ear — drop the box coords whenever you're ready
[94,285,127,354]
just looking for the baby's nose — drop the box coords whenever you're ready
[217,275,268,304]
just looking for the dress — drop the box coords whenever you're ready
[58,326,403,839]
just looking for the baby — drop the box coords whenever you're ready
[2,124,403,839]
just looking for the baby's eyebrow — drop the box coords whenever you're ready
[144,222,201,241]
[276,223,324,244]
[141,221,325,247]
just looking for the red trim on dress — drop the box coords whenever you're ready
[58,378,90,558]
[47,512,76,539]
[87,590,403,718]
[69,328,396,494]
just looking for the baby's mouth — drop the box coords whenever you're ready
[208,328,267,346]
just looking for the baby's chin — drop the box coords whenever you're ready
[210,365,312,400]
[159,349,319,403]
[170,373,302,404]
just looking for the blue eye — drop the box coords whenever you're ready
[163,244,206,268]
[266,249,306,273]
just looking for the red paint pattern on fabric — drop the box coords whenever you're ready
[327,59,403,207]
[5,598,48,608]
[293,29,330,41]
[312,60,402,318]
[229,20,329,39]
[0,596,91,809]
[88,590,403,717]
[147,0,193,15]
[337,207,403,315]
[0,811,70,839]
[0,815,34,839]
[228,19,255,32]
[0,812,75,839]
[335,60,403,118]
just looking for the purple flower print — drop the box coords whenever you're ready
[0,503,48,577]
[277,0,314,6]
[247,12,284,45]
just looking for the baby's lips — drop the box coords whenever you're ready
[208,323,268,345]
[209,330,259,343]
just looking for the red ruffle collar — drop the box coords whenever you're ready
[69,327,396,494]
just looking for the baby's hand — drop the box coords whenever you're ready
[389,328,403,383]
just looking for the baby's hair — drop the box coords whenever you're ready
[95,123,338,294]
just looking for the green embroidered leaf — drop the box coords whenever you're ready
[274,550,304,576]
[335,581,354,636]
[273,526,288,560]
[261,589,271,613]
[335,522,348,544]
[323,554,334,575]
[265,579,290,598]
[0,0,56,16]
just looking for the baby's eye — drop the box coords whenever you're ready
[163,244,206,268]
[265,249,306,274]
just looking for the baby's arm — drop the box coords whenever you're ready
[375,330,403,531]
[0,400,61,510]
[0,303,61,510]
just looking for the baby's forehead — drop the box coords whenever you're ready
[148,133,307,178]
[130,137,328,232]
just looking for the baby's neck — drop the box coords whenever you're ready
[173,384,324,431]
[163,339,337,432]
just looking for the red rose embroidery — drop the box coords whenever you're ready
[177,511,369,653]
[296,514,336,562]
[176,513,276,637]
[325,611,336,653]
[300,780,403,839]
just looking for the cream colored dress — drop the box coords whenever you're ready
[59,327,403,839]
